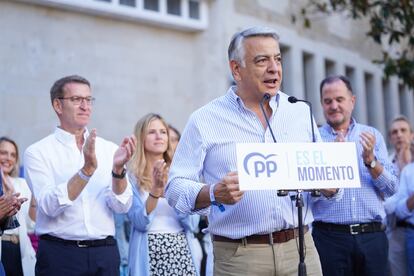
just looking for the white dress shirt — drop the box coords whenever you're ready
[24,127,132,240]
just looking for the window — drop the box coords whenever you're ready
[120,0,136,7]
[29,0,208,31]
[364,72,375,126]
[324,59,336,76]
[303,52,314,102]
[144,0,159,11]
[345,66,355,88]
[189,0,200,19]
[167,0,181,16]
[382,79,393,134]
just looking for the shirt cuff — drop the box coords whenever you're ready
[372,169,392,192]
[107,183,133,214]
[57,182,74,205]
[112,184,133,205]
[174,182,208,215]
[396,199,413,219]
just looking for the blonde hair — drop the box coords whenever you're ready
[129,113,173,191]
[0,137,20,177]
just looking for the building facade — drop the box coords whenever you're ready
[1,0,413,154]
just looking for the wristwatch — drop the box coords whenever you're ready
[112,167,126,179]
[364,157,377,169]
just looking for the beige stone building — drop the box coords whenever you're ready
[1,0,413,155]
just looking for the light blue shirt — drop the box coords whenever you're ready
[127,176,200,276]
[395,163,414,225]
[114,213,129,267]
[166,86,338,239]
[313,119,397,224]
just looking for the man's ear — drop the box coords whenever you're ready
[350,94,356,109]
[52,99,63,115]
[229,60,242,82]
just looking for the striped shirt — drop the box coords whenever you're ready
[166,86,333,239]
[313,119,397,224]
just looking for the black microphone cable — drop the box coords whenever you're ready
[259,93,277,143]
[259,93,288,197]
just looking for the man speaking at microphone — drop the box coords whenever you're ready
[312,75,397,276]
[166,26,339,276]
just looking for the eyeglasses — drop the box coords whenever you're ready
[58,96,96,106]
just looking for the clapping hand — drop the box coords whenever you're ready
[113,135,136,170]
[150,159,168,198]
[360,131,376,164]
[0,193,27,219]
[83,129,97,175]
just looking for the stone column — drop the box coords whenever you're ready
[305,53,325,124]
[384,77,400,127]
[370,73,386,135]
[334,61,346,76]
[401,86,414,123]
[282,45,305,99]
[353,68,368,124]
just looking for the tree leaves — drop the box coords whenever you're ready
[295,0,414,89]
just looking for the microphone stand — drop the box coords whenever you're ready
[260,94,319,276]
[288,96,322,276]
[296,190,306,276]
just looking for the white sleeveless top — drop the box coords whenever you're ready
[140,192,184,233]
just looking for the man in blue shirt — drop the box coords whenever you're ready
[312,75,397,276]
[166,26,339,276]
[394,160,414,276]
[384,115,413,276]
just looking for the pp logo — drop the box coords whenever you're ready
[243,152,277,177]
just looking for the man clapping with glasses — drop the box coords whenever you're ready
[24,75,136,275]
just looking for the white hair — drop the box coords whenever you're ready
[228,26,280,67]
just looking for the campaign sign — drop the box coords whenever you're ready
[236,142,360,191]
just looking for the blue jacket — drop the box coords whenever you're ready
[127,179,200,276]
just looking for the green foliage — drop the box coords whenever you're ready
[298,0,414,89]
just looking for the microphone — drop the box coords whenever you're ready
[288,96,320,197]
[287,96,316,143]
[287,96,299,103]
[259,93,288,196]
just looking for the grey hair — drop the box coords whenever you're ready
[228,26,280,67]
[389,115,413,133]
